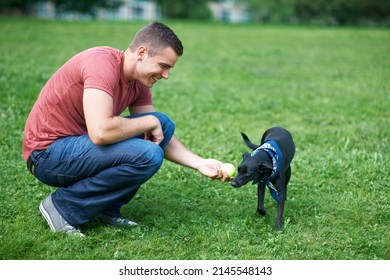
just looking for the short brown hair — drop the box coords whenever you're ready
[129,22,183,57]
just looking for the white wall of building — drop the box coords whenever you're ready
[35,0,160,21]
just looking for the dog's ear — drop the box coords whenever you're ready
[258,161,273,179]
[242,152,251,159]
[259,161,273,171]
[252,161,273,185]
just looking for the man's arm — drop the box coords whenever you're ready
[164,136,229,180]
[131,103,230,181]
[130,104,229,181]
[83,88,163,145]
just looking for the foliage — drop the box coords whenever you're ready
[1,0,389,24]
[293,0,390,24]
[0,0,40,12]
[0,0,122,16]
[51,0,122,15]
[155,0,212,20]
[0,18,389,260]
[244,0,295,23]
[240,0,390,24]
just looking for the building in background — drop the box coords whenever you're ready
[34,0,247,22]
[208,0,249,23]
[35,0,161,21]
[97,0,161,21]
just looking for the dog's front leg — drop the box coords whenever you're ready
[274,177,286,231]
[257,183,266,216]
[275,191,285,231]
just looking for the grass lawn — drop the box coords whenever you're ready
[0,18,389,260]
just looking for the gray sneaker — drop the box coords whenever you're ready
[99,214,138,227]
[39,194,85,237]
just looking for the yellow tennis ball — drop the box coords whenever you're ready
[221,163,235,177]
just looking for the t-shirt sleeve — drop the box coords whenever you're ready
[131,81,153,106]
[78,48,153,110]
[81,51,119,96]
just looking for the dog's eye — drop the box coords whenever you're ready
[238,166,251,177]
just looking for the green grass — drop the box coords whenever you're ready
[0,18,389,260]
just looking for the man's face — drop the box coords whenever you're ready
[137,47,179,88]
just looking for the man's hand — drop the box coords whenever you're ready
[144,119,164,145]
[84,89,163,145]
[197,158,232,182]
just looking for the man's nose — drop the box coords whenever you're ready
[162,69,170,79]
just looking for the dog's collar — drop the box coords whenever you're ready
[251,140,283,179]
[251,140,283,202]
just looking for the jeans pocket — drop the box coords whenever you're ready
[45,170,78,187]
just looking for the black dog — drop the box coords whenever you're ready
[231,127,295,231]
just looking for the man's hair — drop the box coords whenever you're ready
[129,22,183,57]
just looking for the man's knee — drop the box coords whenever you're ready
[125,112,175,150]
[134,141,164,172]
[152,112,175,132]
[150,112,175,149]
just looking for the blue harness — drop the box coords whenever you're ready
[251,140,283,203]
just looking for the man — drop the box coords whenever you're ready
[23,22,230,237]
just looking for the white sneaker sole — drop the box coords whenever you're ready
[39,201,56,232]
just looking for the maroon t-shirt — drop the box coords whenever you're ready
[23,46,152,160]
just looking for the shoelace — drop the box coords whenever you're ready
[63,225,85,237]
[115,217,137,225]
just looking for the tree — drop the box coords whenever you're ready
[0,0,122,16]
[0,0,40,14]
[155,0,211,19]
[238,0,295,23]
[240,0,390,25]
[52,0,122,16]
[293,0,390,24]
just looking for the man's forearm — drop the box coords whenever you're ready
[164,135,204,169]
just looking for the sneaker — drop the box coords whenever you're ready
[39,194,85,237]
[99,214,138,227]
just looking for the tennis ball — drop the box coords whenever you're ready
[221,163,235,177]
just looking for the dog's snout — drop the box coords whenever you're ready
[231,180,240,188]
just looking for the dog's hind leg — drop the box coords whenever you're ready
[257,183,267,216]
[284,166,291,201]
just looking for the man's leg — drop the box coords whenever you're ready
[33,112,175,228]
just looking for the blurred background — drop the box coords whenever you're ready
[1,0,389,26]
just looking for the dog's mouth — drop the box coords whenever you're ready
[230,178,249,188]
[230,180,241,188]
[231,175,260,188]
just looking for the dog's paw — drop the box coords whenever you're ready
[257,208,267,216]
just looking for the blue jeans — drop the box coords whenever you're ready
[30,112,175,227]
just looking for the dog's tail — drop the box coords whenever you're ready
[240,132,259,150]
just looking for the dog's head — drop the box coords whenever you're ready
[231,152,273,188]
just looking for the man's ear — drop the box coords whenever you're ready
[137,46,147,61]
